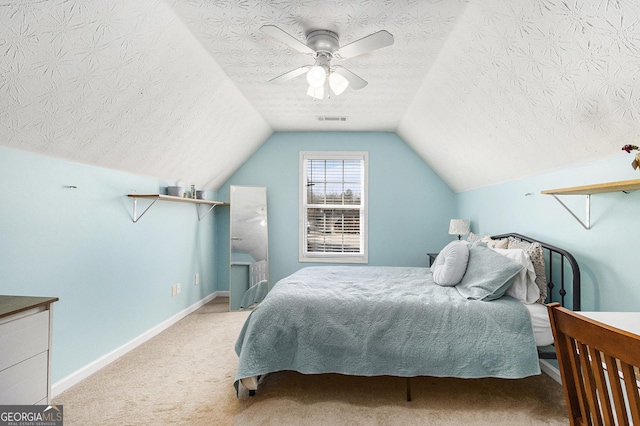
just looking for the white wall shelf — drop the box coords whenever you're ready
[127,194,229,223]
[541,179,640,229]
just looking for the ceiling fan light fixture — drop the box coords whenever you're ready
[329,71,349,96]
[261,26,394,99]
[307,84,326,100]
[306,65,327,87]
[306,54,330,88]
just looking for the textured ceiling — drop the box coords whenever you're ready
[399,0,640,191]
[1,0,640,191]
[167,0,469,133]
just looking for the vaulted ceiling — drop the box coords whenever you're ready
[1,1,639,192]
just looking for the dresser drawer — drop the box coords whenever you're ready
[0,351,48,404]
[0,310,49,371]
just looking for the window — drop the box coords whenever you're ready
[299,151,368,263]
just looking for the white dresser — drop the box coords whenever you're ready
[0,296,58,405]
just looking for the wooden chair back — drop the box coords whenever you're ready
[547,303,640,425]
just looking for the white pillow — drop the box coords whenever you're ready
[507,237,547,303]
[430,241,470,286]
[481,236,508,249]
[492,248,539,304]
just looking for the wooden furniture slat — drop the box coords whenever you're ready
[605,354,629,425]
[589,347,614,424]
[563,336,588,425]
[623,363,640,425]
[541,179,640,195]
[581,342,602,425]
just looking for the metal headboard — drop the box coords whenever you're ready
[491,233,581,311]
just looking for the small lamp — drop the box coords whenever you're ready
[448,219,470,240]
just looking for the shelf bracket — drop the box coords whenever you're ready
[131,197,160,223]
[549,194,590,230]
[196,204,217,221]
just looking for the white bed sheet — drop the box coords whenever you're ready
[524,303,553,346]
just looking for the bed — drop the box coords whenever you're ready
[234,233,581,396]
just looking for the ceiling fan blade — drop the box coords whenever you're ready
[260,25,315,56]
[332,66,367,90]
[334,30,394,60]
[268,66,311,84]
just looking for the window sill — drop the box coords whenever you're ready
[299,255,368,264]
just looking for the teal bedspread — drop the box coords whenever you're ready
[234,266,540,390]
[239,280,269,310]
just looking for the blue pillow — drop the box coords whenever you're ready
[455,242,524,301]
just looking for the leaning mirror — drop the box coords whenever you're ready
[229,185,269,311]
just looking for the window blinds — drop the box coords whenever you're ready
[304,158,363,255]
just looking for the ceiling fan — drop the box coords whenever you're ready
[260,25,394,100]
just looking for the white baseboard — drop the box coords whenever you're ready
[540,359,561,384]
[52,291,227,397]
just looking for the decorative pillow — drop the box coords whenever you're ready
[466,233,508,249]
[430,241,470,286]
[507,237,547,303]
[466,232,483,243]
[492,248,539,304]
[455,242,524,301]
[481,236,508,249]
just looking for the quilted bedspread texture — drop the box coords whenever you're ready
[234,266,540,388]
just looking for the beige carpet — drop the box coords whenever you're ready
[54,297,569,425]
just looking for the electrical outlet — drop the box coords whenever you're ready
[194,274,199,285]
[176,283,181,294]
[171,285,176,296]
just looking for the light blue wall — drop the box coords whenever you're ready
[0,146,218,383]
[457,154,640,312]
[6,129,634,388]
[215,132,457,289]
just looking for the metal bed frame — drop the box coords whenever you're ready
[492,233,581,361]
[492,233,581,311]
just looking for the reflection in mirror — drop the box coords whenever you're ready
[229,186,268,311]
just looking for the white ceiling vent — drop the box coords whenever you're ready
[317,116,347,122]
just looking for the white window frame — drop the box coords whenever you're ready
[299,151,368,263]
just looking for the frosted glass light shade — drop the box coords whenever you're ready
[307,66,327,87]
[329,72,349,95]
[307,84,326,100]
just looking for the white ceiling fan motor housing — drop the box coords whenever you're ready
[306,30,340,56]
